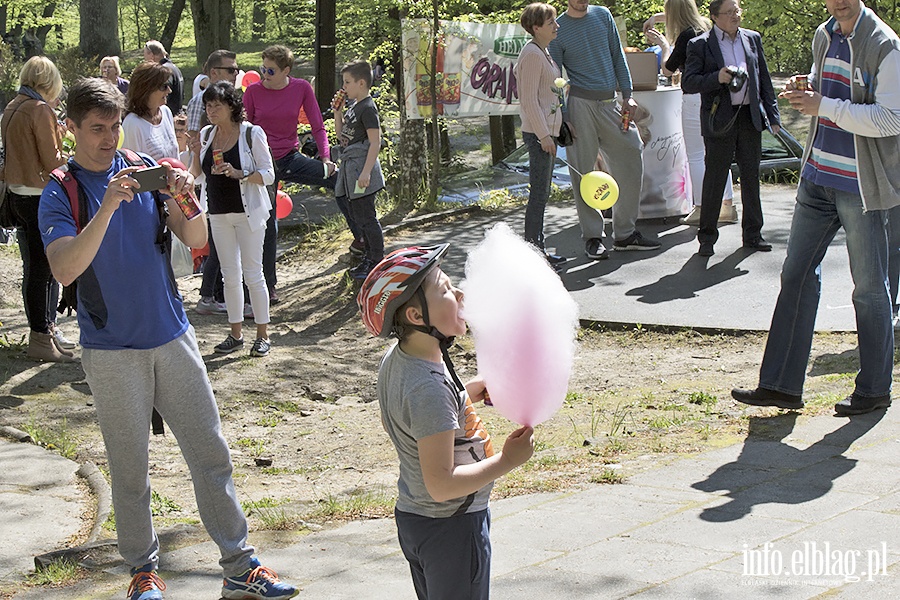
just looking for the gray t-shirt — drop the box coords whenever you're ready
[377,343,495,518]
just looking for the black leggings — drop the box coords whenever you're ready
[10,192,58,334]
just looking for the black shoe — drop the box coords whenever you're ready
[732,387,804,410]
[349,258,377,280]
[613,230,661,251]
[585,238,609,260]
[545,252,567,265]
[698,242,715,257]
[834,393,891,416]
[743,238,773,252]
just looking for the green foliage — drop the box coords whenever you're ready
[150,490,182,516]
[22,417,78,459]
[27,558,82,586]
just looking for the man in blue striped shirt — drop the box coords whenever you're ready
[549,1,661,259]
[733,0,900,417]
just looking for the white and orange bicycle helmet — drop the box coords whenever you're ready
[357,243,450,338]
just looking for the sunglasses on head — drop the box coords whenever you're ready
[214,66,240,74]
[259,66,277,76]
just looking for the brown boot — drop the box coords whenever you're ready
[26,331,77,363]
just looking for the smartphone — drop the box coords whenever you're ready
[131,165,168,192]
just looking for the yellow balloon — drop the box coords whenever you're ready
[580,170,619,210]
[117,130,124,149]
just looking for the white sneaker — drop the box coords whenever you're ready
[718,204,739,224]
[51,325,77,350]
[680,206,702,226]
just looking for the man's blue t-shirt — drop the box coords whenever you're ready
[39,153,189,350]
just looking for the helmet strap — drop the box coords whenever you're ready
[413,287,465,392]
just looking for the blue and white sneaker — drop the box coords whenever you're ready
[222,558,298,599]
[127,567,166,600]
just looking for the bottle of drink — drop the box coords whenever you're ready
[442,35,463,116]
[415,35,433,118]
[621,107,631,133]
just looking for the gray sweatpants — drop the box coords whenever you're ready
[82,326,254,576]
[566,95,644,241]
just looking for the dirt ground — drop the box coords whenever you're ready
[0,213,864,546]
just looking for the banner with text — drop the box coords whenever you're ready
[401,19,527,119]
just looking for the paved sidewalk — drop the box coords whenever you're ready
[10,406,897,599]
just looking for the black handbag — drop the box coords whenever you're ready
[0,150,16,230]
[557,121,574,147]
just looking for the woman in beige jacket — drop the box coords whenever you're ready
[515,3,565,265]
[0,56,74,361]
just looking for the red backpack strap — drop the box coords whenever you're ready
[119,148,146,167]
[49,164,84,234]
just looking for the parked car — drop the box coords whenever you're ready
[438,127,804,205]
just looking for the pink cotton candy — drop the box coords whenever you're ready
[461,224,579,426]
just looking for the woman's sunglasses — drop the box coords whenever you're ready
[158,83,172,91]
[259,66,277,76]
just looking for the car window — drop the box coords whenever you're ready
[762,130,790,160]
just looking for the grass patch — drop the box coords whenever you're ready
[314,489,395,521]
[27,558,82,587]
[22,417,78,459]
[150,491,182,517]
[236,437,266,457]
[590,468,626,485]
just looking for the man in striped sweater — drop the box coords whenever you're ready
[549,0,661,259]
[733,0,900,417]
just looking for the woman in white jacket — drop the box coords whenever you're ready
[190,81,275,357]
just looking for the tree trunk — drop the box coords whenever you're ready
[190,0,233,65]
[251,0,266,42]
[80,0,120,59]
[315,0,336,112]
[160,0,186,52]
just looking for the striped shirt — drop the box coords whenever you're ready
[803,29,859,194]
[548,6,633,97]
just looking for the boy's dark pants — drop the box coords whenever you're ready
[344,192,384,263]
[395,508,491,600]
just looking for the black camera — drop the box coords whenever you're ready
[726,66,748,93]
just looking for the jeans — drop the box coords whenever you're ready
[344,192,384,262]
[199,219,225,302]
[264,150,338,288]
[523,131,556,248]
[10,192,58,333]
[759,179,893,398]
[888,205,900,313]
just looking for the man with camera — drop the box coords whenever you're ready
[682,0,780,257]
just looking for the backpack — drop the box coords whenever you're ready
[49,150,171,435]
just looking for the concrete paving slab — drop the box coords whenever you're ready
[629,566,830,599]
[0,441,86,582]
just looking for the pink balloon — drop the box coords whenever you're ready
[275,190,293,219]
[462,224,578,427]
[158,157,186,170]
[241,70,261,90]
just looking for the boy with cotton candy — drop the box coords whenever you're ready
[357,244,534,600]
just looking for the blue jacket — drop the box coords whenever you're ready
[682,27,780,137]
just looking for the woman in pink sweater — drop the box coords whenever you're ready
[243,45,347,302]
[515,3,565,265]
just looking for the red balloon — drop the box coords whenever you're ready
[158,157,186,170]
[275,190,293,219]
[242,70,261,90]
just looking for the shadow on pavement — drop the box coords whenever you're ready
[691,410,885,522]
